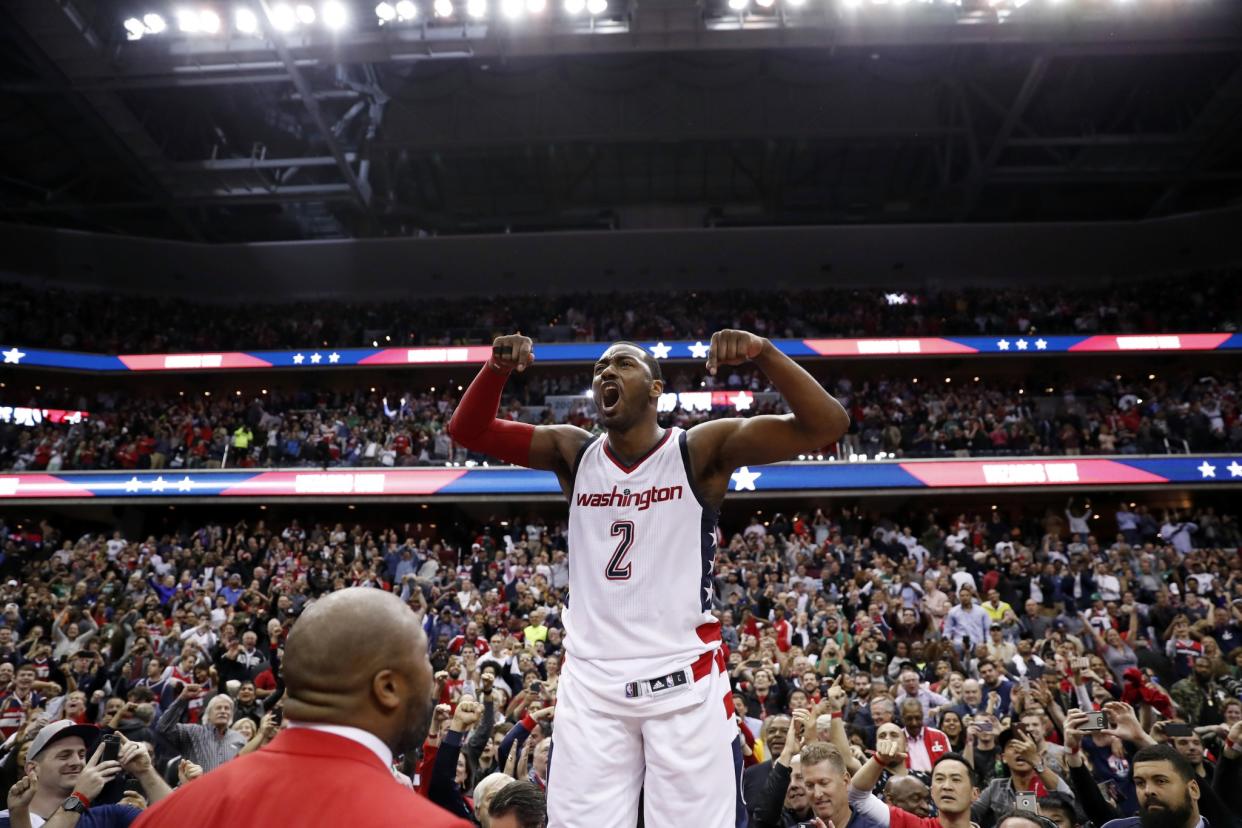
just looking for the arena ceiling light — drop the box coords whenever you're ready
[268,2,297,29]
[375,1,397,20]
[434,0,455,18]
[294,3,317,23]
[564,0,585,12]
[501,0,524,17]
[123,17,146,39]
[176,8,202,31]
[527,0,547,13]
[199,8,222,32]
[235,6,259,32]
[586,0,606,14]
[322,0,348,28]
[755,0,774,8]
[467,0,488,17]
[140,11,168,33]
[395,0,418,18]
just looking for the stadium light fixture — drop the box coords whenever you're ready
[434,0,454,17]
[375,1,397,20]
[268,2,297,29]
[501,0,523,17]
[467,0,487,17]
[143,12,168,32]
[123,17,146,39]
[295,3,317,23]
[527,0,547,13]
[322,0,348,28]
[395,0,418,18]
[728,0,748,9]
[199,9,222,32]
[176,8,202,32]
[586,0,606,14]
[235,7,259,32]
[564,0,585,12]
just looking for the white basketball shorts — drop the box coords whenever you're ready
[547,650,746,828]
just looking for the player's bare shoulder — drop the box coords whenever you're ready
[533,423,595,496]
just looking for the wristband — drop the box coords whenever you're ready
[1068,746,1081,755]
[831,711,844,719]
[70,791,91,809]
[1227,739,1237,754]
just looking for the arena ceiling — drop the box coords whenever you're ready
[1,0,1241,242]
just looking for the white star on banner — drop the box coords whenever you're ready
[997,339,1010,351]
[729,390,754,411]
[649,342,671,360]
[150,476,167,492]
[292,353,305,365]
[1198,461,1216,479]
[1228,461,1242,478]
[177,476,194,492]
[328,352,341,363]
[310,353,322,364]
[688,341,710,359]
[1016,339,1028,351]
[124,477,142,493]
[2,347,25,365]
[731,466,761,491]
[1035,339,1048,350]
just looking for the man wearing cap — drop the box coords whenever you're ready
[0,720,172,828]
[971,726,1073,827]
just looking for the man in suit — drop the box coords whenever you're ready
[135,587,472,828]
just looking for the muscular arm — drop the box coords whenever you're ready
[688,332,849,500]
[447,339,590,489]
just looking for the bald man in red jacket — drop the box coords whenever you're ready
[136,588,472,828]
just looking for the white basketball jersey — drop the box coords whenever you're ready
[563,427,720,713]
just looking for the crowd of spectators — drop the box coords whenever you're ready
[2,274,1238,353]
[0,495,1238,825]
[3,367,1240,473]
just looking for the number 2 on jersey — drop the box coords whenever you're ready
[605,520,635,580]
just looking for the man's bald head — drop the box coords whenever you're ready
[283,588,434,755]
[886,774,931,818]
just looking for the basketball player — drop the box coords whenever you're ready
[448,330,849,828]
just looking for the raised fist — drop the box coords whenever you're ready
[706,330,767,376]
[490,334,535,374]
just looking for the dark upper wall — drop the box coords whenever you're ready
[2,207,1240,303]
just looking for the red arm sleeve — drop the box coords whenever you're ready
[446,362,535,466]
[416,741,437,798]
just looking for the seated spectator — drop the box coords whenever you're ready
[487,781,546,828]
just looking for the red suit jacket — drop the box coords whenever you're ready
[134,727,473,828]
[905,726,952,771]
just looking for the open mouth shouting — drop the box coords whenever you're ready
[599,381,622,415]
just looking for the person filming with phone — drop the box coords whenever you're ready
[1061,705,1241,828]
[1,721,172,828]
[971,725,1075,827]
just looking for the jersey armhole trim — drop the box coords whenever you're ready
[678,430,716,517]
[570,434,600,484]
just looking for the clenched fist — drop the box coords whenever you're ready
[706,330,767,376]
[490,334,535,374]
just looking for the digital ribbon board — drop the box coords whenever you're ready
[1,332,1240,374]
[1,455,1238,501]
